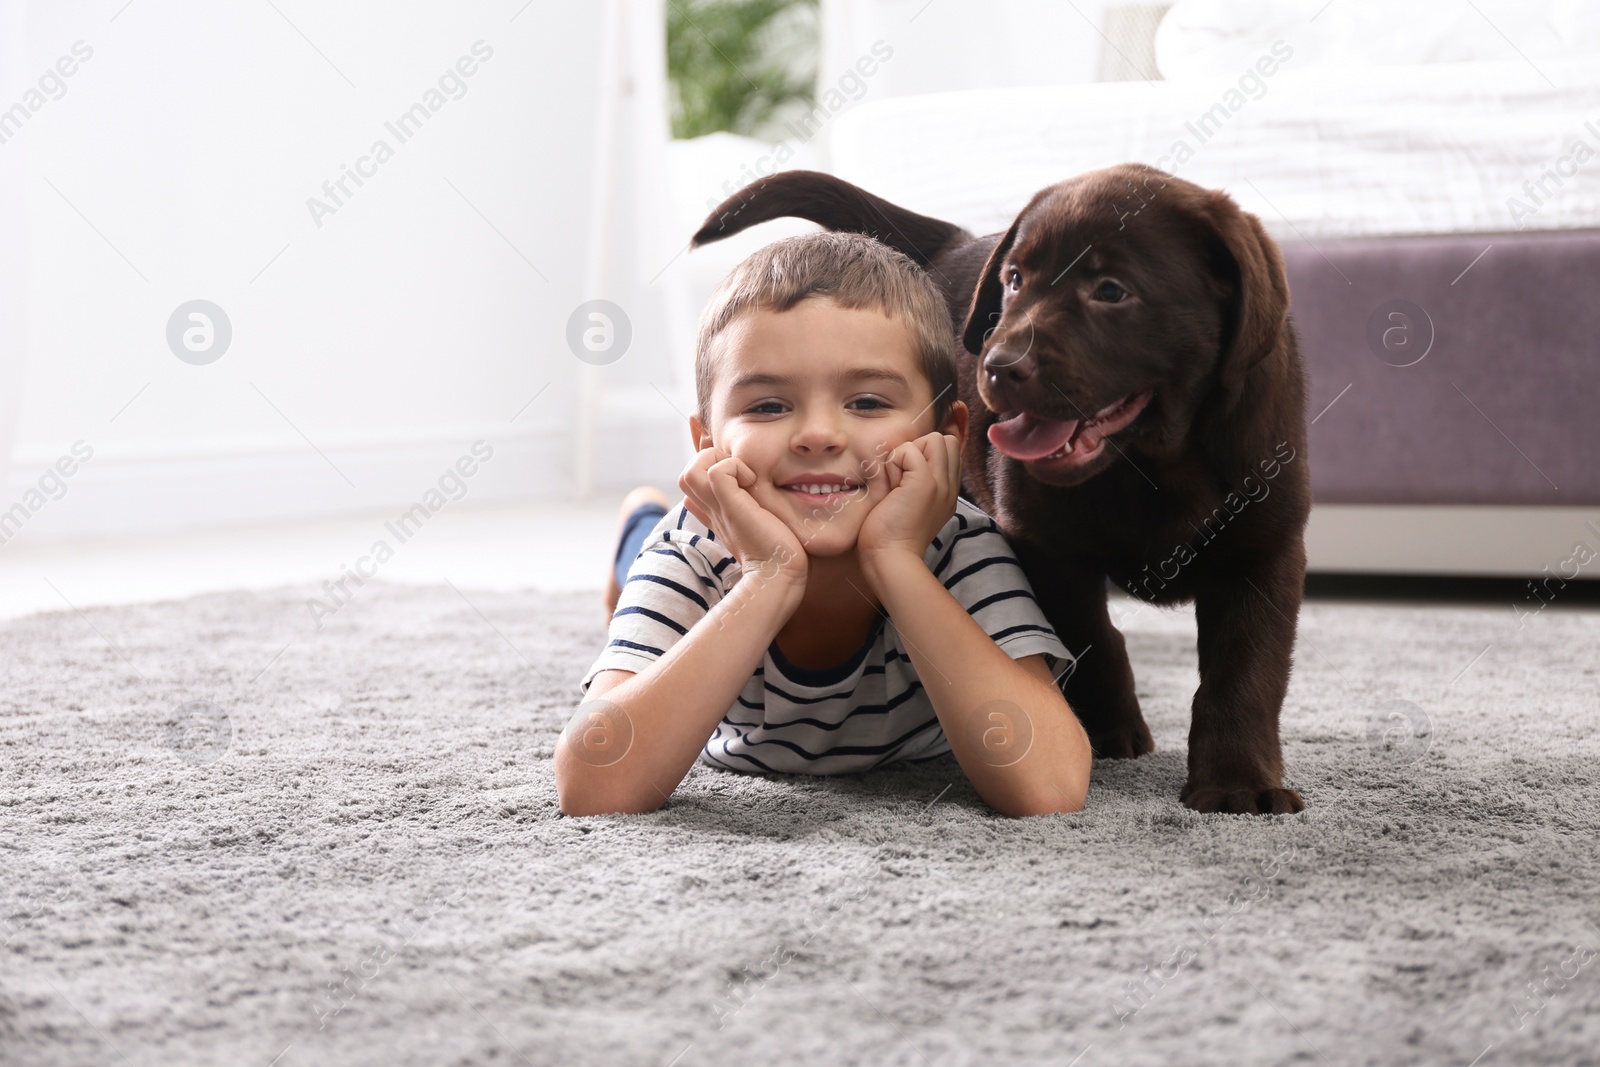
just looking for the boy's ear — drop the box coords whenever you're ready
[939,400,969,453]
[688,413,712,451]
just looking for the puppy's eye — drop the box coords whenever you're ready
[1093,281,1128,303]
[1007,268,1022,291]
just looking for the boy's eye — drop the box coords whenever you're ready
[745,397,889,415]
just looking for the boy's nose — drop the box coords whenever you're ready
[793,414,847,452]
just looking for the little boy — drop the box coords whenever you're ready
[557,232,1092,818]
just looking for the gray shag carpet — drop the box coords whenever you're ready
[2,580,1598,1067]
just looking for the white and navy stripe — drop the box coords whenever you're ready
[580,497,1073,776]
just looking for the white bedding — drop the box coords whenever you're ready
[825,55,1600,243]
[1154,0,1600,80]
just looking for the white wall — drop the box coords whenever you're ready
[1,0,701,543]
[0,0,27,511]
[817,0,1116,113]
[0,0,1134,545]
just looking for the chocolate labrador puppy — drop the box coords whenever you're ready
[690,165,1308,814]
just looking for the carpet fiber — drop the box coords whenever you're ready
[3,581,1598,1066]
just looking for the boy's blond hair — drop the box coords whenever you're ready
[694,231,959,428]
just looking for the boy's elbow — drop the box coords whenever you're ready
[553,741,664,817]
[1005,698,1093,816]
[559,791,663,818]
[990,770,1089,818]
[993,789,1085,819]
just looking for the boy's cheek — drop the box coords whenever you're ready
[860,438,896,481]
[749,482,782,510]
[730,437,778,474]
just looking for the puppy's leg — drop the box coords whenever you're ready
[1182,549,1306,814]
[1014,542,1153,758]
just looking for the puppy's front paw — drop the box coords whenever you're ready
[1088,720,1155,759]
[1180,780,1304,815]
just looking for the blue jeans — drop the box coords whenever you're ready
[614,501,669,591]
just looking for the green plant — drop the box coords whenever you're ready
[666,0,819,140]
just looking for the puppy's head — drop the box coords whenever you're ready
[962,163,1289,486]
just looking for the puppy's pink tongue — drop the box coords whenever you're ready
[988,411,1079,462]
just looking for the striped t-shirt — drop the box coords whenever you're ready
[579,496,1074,776]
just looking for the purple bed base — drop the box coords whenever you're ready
[1281,228,1599,507]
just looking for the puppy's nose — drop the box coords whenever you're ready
[984,346,1036,385]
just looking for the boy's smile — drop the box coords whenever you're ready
[689,296,967,561]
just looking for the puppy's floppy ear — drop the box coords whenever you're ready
[1204,194,1290,393]
[961,216,1023,356]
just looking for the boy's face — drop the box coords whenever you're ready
[688,296,967,560]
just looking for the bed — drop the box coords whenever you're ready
[820,41,1600,577]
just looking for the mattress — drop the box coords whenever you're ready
[825,55,1600,243]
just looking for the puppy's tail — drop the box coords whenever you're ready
[689,170,967,268]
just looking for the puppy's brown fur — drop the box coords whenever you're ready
[692,166,1309,814]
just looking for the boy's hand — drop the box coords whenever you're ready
[858,431,961,574]
[678,446,809,586]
